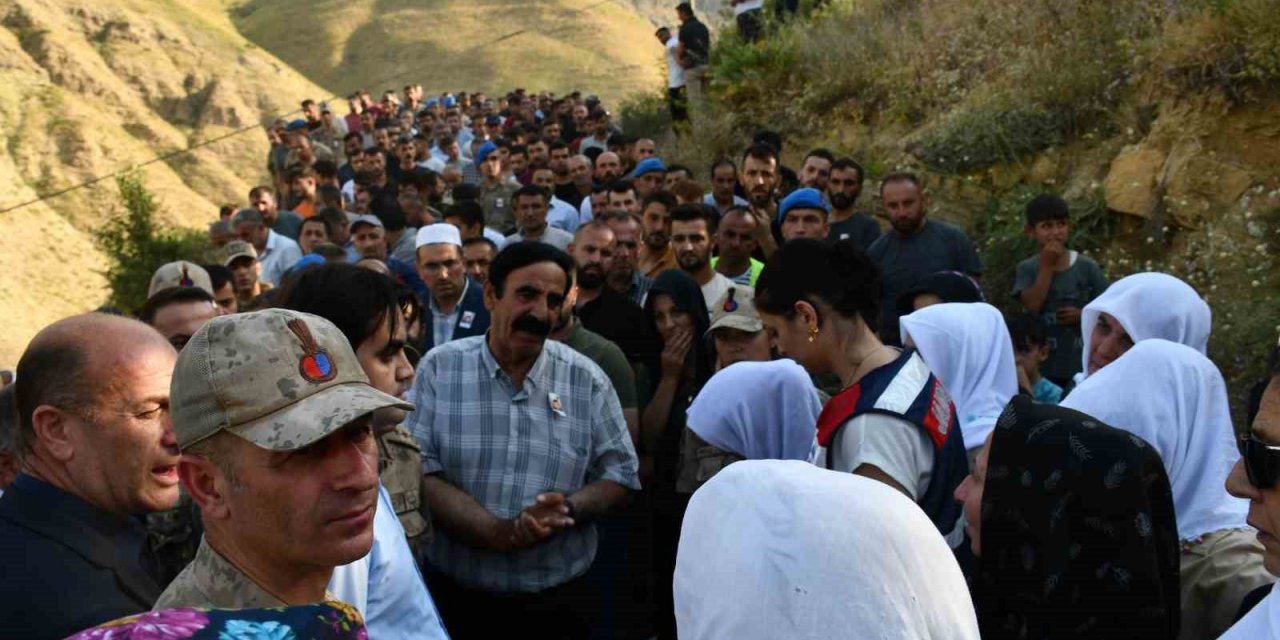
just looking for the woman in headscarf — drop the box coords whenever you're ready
[900,302,1019,456]
[1062,340,1270,640]
[896,270,986,316]
[956,395,1181,639]
[1076,272,1211,383]
[755,239,969,551]
[675,460,980,640]
[684,359,824,482]
[641,268,713,640]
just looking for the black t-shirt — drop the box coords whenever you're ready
[579,287,660,365]
[828,212,881,250]
[866,219,984,344]
[555,182,584,209]
[678,18,711,67]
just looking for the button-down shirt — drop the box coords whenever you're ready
[430,279,468,347]
[258,229,304,287]
[407,336,640,593]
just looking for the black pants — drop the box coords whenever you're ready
[737,8,764,42]
[427,569,599,639]
[667,86,689,126]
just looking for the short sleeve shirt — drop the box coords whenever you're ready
[827,212,881,249]
[817,413,935,500]
[677,18,711,67]
[1012,252,1109,381]
[867,220,984,341]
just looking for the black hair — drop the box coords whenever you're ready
[549,139,570,152]
[203,264,233,291]
[804,148,835,164]
[138,287,216,325]
[752,130,783,155]
[463,236,500,253]
[642,190,677,211]
[371,194,407,231]
[670,202,717,234]
[878,171,921,196]
[583,147,604,164]
[1007,313,1049,352]
[709,156,736,176]
[312,243,348,260]
[514,184,550,203]
[488,242,575,298]
[451,183,481,202]
[832,157,865,182]
[1025,194,1070,226]
[610,180,638,197]
[741,142,779,168]
[444,200,485,228]
[274,263,409,352]
[756,238,882,332]
[676,2,694,15]
[666,163,692,178]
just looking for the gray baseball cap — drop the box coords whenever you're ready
[707,286,764,336]
[171,309,413,451]
[148,261,214,297]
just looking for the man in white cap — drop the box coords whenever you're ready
[147,261,213,298]
[707,285,772,371]
[415,223,491,351]
[155,309,413,610]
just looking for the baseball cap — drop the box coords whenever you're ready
[777,188,830,226]
[484,115,503,126]
[171,309,413,451]
[348,214,384,234]
[415,223,463,249]
[707,286,763,336]
[220,241,258,267]
[148,261,214,297]
[633,157,666,178]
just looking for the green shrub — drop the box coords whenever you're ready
[916,106,1067,174]
[95,173,212,314]
[619,91,672,141]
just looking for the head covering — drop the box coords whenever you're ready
[900,302,1018,450]
[686,360,822,461]
[777,187,829,225]
[171,309,412,451]
[288,253,326,274]
[415,223,463,249]
[1061,339,1247,541]
[896,271,985,316]
[484,114,503,126]
[348,214,384,234]
[285,119,308,132]
[633,157,666,178]
[977,396,1180,639]
[148,261,214,297]
[220,240,257,267]
[1222,584,1280,640]
[66,602,367,639]
[707,286,762,335]
[475,140,498,164]
[646,269,713,387]
[676,460,980,640]
[1079,272,1211,379]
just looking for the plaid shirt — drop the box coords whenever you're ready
[407,336,640,593]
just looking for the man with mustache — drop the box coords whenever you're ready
[670,203,734,313]
[407,242,640,639]
[154,309,412,612]
[415,223,490,352]
[826,157,881,249]
[0,315,180,639]
[739,143,781,259]
[638,191,678,278]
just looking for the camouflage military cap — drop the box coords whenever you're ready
[170,309,413,451]
[220,240,258,267]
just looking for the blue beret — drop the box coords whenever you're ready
[288,254,326,274]
[777,188,830,226]
[485,115,504,126]
[633,157,666,178]
[476,141,498,164]
[286,119,309,132]
[443,95,457,108]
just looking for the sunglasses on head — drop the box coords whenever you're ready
[1241,434,1280,488]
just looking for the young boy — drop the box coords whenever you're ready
[1011,194,1109,387]
[1008,313,1063,404]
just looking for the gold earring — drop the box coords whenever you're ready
[808,326,819,343]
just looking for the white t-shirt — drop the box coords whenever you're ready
[700,272,735,315]
[813,413,935,501]
[665,37,686,89]
[734,0,765,15]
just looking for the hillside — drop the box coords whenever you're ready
[658,0,1280,415]
[229,0,665,103]
[0,0,329,366]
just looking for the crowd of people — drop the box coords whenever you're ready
[2,16,1280,638]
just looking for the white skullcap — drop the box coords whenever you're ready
[415,223,463,249]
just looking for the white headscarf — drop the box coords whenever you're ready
[900,302,1018,451]
[1221,583,1280,640]
[1061,339,1247,541]
[675,460,979,640]
[1078,272,1211,380]
[685,360,823,461]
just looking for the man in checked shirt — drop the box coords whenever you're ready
[406,241,640,639]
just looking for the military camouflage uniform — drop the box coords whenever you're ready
[675,429,744,494]
[154,538,288,610]
[376,425,433,558]
[144,487,204,588]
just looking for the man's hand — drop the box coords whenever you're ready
[1057,306,1081,326]
[495,492,575,551]
[1038,239,1067,273]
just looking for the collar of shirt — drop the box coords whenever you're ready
[429,278,469,316]
[9,473,140,539]
[477,331,553,391]
[187,538,288,609]
[262,229,282,257]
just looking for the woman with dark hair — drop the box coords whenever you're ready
[755,239,969,548]
[956,396,1182,639]
[641,268,713,640]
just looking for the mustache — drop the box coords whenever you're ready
[512,313,552,338]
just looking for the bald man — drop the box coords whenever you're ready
[0,314,180,639]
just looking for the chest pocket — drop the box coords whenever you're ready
[378,427,431,542]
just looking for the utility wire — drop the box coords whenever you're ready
[0,0,626,215]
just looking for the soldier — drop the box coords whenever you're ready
[155,309,412,612]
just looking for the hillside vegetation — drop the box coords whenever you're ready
[655,0,1280,415]
[229,0,664,103]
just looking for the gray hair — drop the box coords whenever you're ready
[231,209,265,227]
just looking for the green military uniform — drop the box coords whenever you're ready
[479,180,517,234]
[155,538,288,610]
[376,425,433,557]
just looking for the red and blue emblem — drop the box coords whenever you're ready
[178,266,194,288]
[287,318,337,383]
[722,288,739,313]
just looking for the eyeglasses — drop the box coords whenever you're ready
[1240,434,1280,488]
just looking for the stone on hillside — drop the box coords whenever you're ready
[1165,156,1253,227]
[1104,145,1166,218]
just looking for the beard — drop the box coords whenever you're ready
[577,264,606,290]
[677,250,708,273]
[830,191,859,211]
[748,188,772,208]
[644,232,668,249]
[890,214,925,235]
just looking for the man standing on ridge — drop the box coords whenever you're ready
[676,2,711,108]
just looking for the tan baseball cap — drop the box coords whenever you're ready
[171,309,413,451]
[148,261,214,297]
[220,240,258,267]
[707,286,763,336]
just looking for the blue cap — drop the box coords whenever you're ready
[443,95,457,108]
[777,188,830,226]
[288,254,326,274]
[633,157,666,178]
[476,141,498,164]
[425,98,440,108]
[286,119,309,132]
[484,115,503,126]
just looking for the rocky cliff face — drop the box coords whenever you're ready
[0,0,328,365]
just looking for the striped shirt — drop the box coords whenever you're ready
[406,336,640,593]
